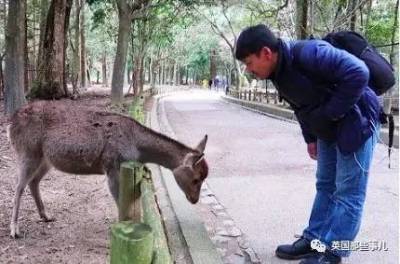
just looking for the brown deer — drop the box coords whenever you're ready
[7,100,208,238]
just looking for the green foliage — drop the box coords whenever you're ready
[365,1,398,47]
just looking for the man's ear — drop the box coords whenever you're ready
[260,46,273,59]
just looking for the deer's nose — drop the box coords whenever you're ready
[186,194,199,204]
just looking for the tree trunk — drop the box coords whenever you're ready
[80,0,86,88]
[389,0,399,66]
[111,7,131,103]
[0,54,5,99]
[24,7,29,93]
[37,0,49,71]
[139,55,144,92]
[185,66,189,85]
[102,52,107,87]
[309,0,314,37]
[172,61,177,86]
[347,0,358,31]
[32,0,72,99]
[71,0,81,95]
[364,0,372,36]
[149,57,153,86]
[150,57,157,89]
[161,61,165,85]
[210,49,216,82]
[384,0,399,114]
[4,0,26,115]
[296,0,308,39]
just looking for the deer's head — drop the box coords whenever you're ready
[173,135,208,204]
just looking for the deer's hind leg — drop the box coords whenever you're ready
[28,160,53,222]
[10,156,47,238]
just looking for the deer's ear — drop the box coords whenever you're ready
[195,135,208,153]
[183,152,204,167]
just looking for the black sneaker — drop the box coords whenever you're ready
[299,250,342,264]
[275,236,319,260]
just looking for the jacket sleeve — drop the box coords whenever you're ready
[295,111,317,144]
[295,41,369,120]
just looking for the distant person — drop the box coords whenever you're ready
[235,24,382,264]
[208,79,213,90]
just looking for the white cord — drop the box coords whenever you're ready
[353,120,383,173]
[353,152,370,173]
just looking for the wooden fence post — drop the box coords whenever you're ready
[110,221,154,264]
[118,162,143,222]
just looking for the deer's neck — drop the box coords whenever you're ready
[132,123,192,170]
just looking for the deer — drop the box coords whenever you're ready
[7,100,208,238]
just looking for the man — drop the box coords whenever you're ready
[235,24,381,264]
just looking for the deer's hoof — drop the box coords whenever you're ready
[10,224,21,239]
[39,216,56,223]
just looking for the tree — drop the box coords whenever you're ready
[347,0,358,31]
[71,0,82,94]
[111,0,151,103]
[37,0,49,72]
[4,0,26,115]
[80,0,86,88]
[31,0,73,99]
[0,0,6,99]
[296,0,308,39]
[195,2,244,89]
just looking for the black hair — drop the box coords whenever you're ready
[235,24,279,61]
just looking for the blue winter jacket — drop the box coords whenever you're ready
[269,39,381,154]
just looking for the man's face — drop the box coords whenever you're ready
[243,47,276,80]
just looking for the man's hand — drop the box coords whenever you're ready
[307,142,317,160]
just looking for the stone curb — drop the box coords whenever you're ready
[148,94,224,264]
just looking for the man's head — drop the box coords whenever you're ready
[235,24,279,79]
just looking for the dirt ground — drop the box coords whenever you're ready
[0,90,134,264]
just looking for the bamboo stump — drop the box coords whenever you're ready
[110,221,154,264]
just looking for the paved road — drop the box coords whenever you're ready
[158,89,399,264]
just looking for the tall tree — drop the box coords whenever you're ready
[4,0,26,115]
[0,0,6,98]
[80,0,86,88]
[389,0,399,66]
[0,53,3,98]
[196,2,243,89]
[32,0,73,99]
[296,0,308,39]
[71,0,82,94]
[347,0,358,30]
[111,0,150,103]
[37,0,49,71]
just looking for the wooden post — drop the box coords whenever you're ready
[118,162,144,222]
[118,163,135,222]
[110,221,154,264]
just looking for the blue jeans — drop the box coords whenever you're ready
[302,124,379,257]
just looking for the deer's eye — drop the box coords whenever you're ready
[193,179,200,185]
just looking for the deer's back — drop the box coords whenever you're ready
[9,101,133,174]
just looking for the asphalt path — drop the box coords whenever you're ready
[159,89,399,264]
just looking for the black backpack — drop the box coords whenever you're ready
[322,31,395,96]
